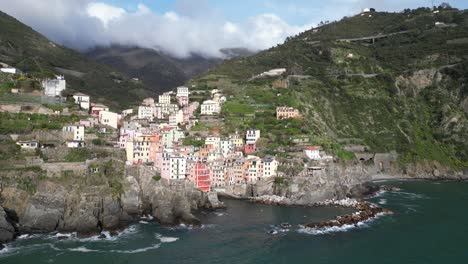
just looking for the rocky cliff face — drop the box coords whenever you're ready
[0,206,16,244]
[222,163,375,205]
[0,165,222,244]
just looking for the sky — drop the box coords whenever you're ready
[0,0,467,58]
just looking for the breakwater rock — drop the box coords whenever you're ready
[301,200,393,232]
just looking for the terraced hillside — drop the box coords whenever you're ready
[0,10,151,109]
[191,7,468,169]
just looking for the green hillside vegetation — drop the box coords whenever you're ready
[192,7,468,168]
[0,10,153,109]
[0,112,81,134]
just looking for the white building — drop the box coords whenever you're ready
[42,75,66,97]
[122,109,134,117]
[177,86,189,97]
[205,136,221,150]
[262,156,278,178]
[99,111,121,129]
[161,153,187,180]
[161,127,185,148]
[63,125,85,141]
[246,156,262,183]
[0,68,21,74]
[155,103,179,115]
[126,135,151,164]
[305,146,321,160]
[220,140,234,156]
[201,100,221,115]
[246,130,261,144]
[16,140,38,149]
[159,93,171,105]
[169,110,184,126]
[142,97,155,106]
[138,106,154,120]
[72,93,90,110]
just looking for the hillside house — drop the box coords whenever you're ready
[138,106,154,120]
[0,67,22,74]
[42,75,66,97]
[159,94,171,104]
[16,140,39,149]
[99,111,121,129]
[262,156,278,178]
[142,97,155,106]
[91,103,109,116]
[201,100,221,115]
[245,130,260,144]
[305,146,321,160]
[276,106,302,120]
[177,86,189,97]
[244,143,256,154]
[73,93,90,110]
[169,110,184,126]
[63,125,85,141]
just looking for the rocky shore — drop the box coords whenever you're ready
[297,198,393,233]
[0,166,225,247]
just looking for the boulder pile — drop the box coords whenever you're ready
[303,201,393,231]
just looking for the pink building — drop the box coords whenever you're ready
[244,143,256,154]
[193,163,211,192]
[177,96,189,107]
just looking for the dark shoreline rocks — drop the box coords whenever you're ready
[0,206,17,245]
[0,173,224,243]
[302,201,393,231]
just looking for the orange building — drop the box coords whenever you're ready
[276,106,302,120]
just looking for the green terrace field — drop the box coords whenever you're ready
[193,8,468,168]
[0,112,81,134]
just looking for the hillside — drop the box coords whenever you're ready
[191,7,468,169]
[0,10,152,109]
[86,46,254,94]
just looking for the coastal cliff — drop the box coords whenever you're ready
[0,163,222,245]
[221,163,376,205]
[221,161,468,206]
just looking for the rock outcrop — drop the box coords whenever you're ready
[0,206,16,244]
[232,163,375,206]
[302,200,393,232]
[0,165,222,239]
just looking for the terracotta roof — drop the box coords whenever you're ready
[305,146,320,151]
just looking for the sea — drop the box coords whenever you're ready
[1,180,467,264]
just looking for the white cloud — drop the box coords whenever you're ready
[0,0,310,58]
[86,2,125,27]
[0,0,440,58]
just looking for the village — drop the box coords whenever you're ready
[0,68,340,193]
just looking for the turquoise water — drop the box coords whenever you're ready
[1,181,468,263]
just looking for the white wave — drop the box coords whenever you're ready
[0,245,11,255]
[155,233,179,243]
[394,191,429,200]
[370,190,387,198]
[298,224,356,235]
[378,199,387,205]
[140,215,154,220]
[51,243,161,254]
[68,246,100,253]
[139,221,149,224]
[17,234,30,239]
[54,232,76,238]
[110,244,161,254]
[213,212,225,216]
